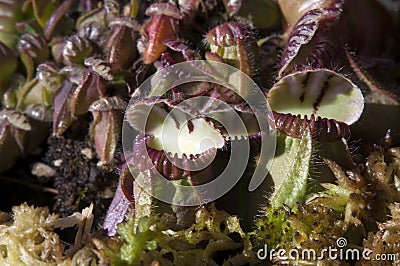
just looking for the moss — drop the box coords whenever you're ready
[362,203,400,265]
[0,203,63,265]
[0,203,106,266]
[250,159,369,264]
[109,204,259,265]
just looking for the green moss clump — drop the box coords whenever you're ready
[250,160,369,265]
[0,203,63,265]
[0,203,103,266]
[109,205,259,266]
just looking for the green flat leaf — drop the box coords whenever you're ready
[130,0,139,17]
[32,0,56,28]
[269,130,312,208]
[0,1,23,49]
[230,0,280,29]
[0,41,18,88]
